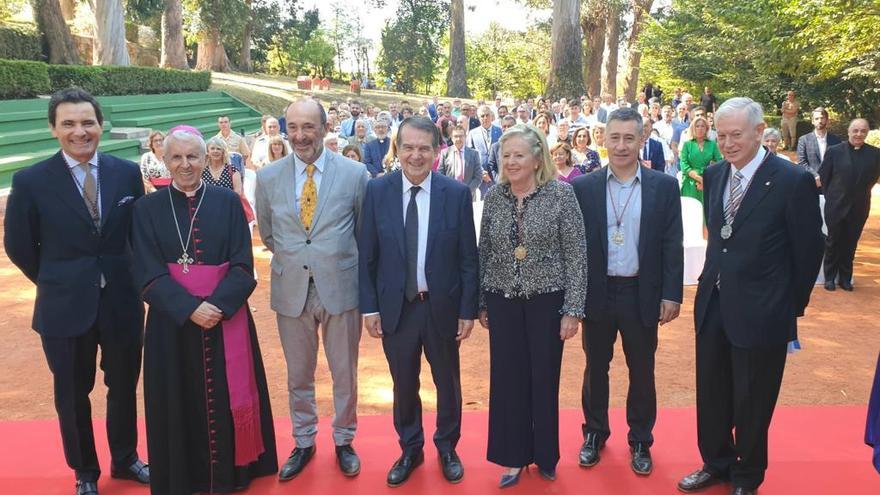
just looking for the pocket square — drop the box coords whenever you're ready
[117,196,135,206]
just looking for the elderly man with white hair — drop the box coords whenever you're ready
[677,97,824,495]
[132,129,279,494]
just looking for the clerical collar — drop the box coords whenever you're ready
[171,180,205,197]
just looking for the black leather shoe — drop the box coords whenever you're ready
[824,281,836,291]
[387,451,424,487]
[439,450,464,483]
[630,443,652,475]
[336,444,361,477]
[730,488,756,495]
[839,280,854,291]
[75,481,98,495]
[538,466,556,481]
[110,458,150,484]
[578,432,603,467]
[279,445,316,481]
[678,469,724,493]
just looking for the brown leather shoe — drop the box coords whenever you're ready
[678,469,725,493]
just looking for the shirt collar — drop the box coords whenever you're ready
[294,148,327,175]
[62,151,98,169]
[607,164,642,185]
[402,170,432,195]
[730,146,767,183]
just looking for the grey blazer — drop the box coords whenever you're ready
[256,151,369,317]
[796,131,841,178]
[438,146,482,199]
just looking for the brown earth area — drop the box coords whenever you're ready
[1,190,878,422]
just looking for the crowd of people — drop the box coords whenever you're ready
[3,85,880,495]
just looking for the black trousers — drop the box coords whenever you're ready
[40,304,143,482]
[696,289,787,490]
[581,277,658,446]
[381,297,461,456]
[824,214,868,284]
[485,291,564,470]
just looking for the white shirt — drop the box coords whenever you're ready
[653,120,674,145]
[293,149,326,215]
[723,146,767,208]
[815,131,828,160]
[251,134,291,166]
[62,151,102,218]
[402,171,431,292]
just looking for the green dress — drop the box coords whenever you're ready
[680,139,722,205]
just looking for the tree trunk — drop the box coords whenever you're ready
[581,0,606,99]
[94,0,130,65]
[239,0,253,72]
[445,0,470,98]
[160,0,188,69]
[59,0,77,20]
[621,0,653,103]
[32,0,82,64]
[195,28,229,72]
[601,4,620,99]
[546,0,586,101]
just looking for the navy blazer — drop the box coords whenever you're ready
[358,171,479,336]
[796,131,841,177]
[572,166,683,327]
[694,153,824,349]
[640,138,667,173]
[362,137,391,178]
[3,151,145,339]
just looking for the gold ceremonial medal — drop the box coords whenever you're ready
[611,229,625,246]
[720,224,733,239]
[514,245,527,260]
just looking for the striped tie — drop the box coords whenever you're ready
[724,170,745,225]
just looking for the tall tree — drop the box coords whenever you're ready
[621,0,653,102]
[601,3,621,99]
[377,0,448,93]
[94,0,131,65]
[31,0,82,64]
[581,0,607,97]
[545,0,586,100]
[59,0,76,20]
[328,1,354,76]
[195,27,230,71]
[160,0,188,69]
[445,0,470,97]
[239,0,254,72]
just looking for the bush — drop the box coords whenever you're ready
[0,59,50,98]
[48,65,211,95]
[0,25,43,61]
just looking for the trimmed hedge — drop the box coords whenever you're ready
[0,25,43,61]
[0,59,211,99]
[0,59,51,99]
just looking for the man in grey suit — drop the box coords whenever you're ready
[256,98,368,480]
[796,107,841,188]
[438,125,483,200]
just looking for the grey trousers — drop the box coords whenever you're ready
[277,282,361,447]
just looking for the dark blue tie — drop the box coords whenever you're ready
[405,186,421,301]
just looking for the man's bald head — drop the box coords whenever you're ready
[286,98,327,128]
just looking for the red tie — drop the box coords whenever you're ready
[456,151,464,181]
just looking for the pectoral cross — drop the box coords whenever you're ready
[178,251,194,274]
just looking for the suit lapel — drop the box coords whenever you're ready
[310,153,337,230]
[47,152,96,229]
[732,159,778,232]
[596,168,609,260]
[389,172,406,258]
[98,153,119,230]
[710,164,728,230]
[425,173,445,262]
[637,170,655,262]
[281,156,306,233]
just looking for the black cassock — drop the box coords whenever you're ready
[132,184,277,494]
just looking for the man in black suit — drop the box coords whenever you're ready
[572,108,683,476]
[819,118,880,291]
[677,98,824,495]
[639,120,670,173]
[796,107,842,188]
[358,117,479,487]
[3,88,149,495]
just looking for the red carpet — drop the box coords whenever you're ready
[1,407,876,494]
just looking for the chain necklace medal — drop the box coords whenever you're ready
[720,224,733,240]
[607,174,639,247]
[514,198,527,261]
[611,229,625,245]
[721,150,772,241]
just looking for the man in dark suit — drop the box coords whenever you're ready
[362,117,392,177]
[438,125,483,200]
[818,118,880,291]
[796,107,842,188]
[3,88,149,495]
[639,122,669,173]
[358,117,479,487]
[677,98,824,495]
[572,108,683,476]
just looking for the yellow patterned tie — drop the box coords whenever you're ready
[300,164,317,231]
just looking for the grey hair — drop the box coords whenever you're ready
[763,128,782,141]
[715,97,764,127]
[478,105,494,117]
[501,115,517,126]
[606,107,644,136]
[164,130,206,156]
[396,116,441,150]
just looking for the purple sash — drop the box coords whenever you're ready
[168,262,265,466]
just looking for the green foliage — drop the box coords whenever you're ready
[0,59,51,99]
[0,24,43,61]
[47,65,211,95]
[867,129,880,148]
[464,22,550,99]
[0,0,28,21]
[377,0,449,94]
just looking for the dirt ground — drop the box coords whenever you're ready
[1,191,878,422]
